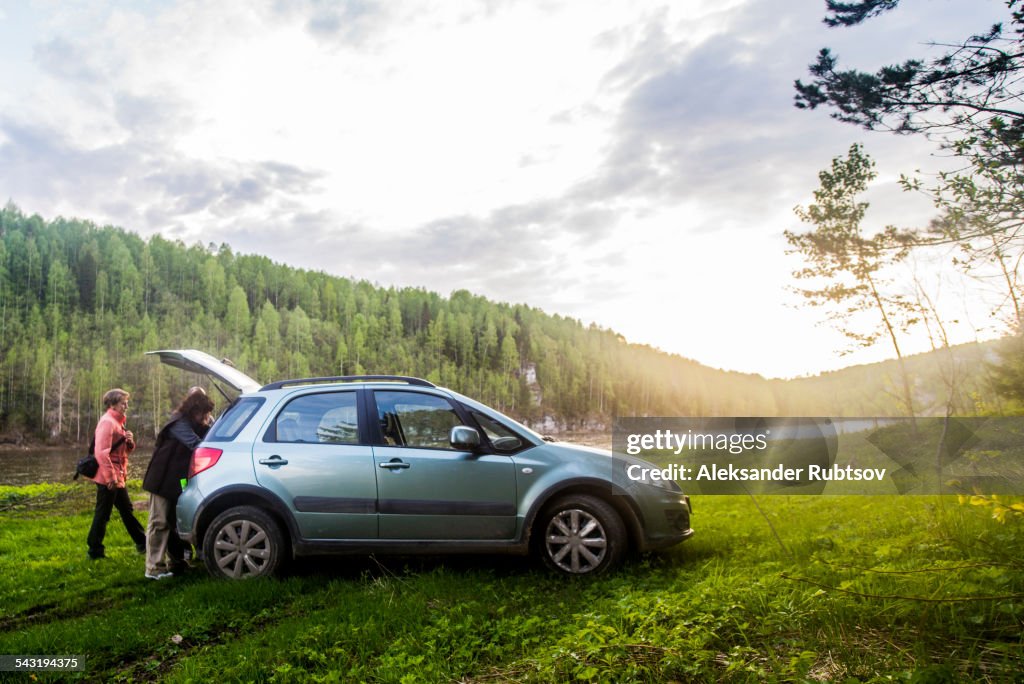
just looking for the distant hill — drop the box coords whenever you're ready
[0,205,1006,442]
[775,340,1003,416]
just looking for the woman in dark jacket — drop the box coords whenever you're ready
[142,388,214,580]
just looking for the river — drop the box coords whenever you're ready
[1,448,153,487]
[2,432,612,487]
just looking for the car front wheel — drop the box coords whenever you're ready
[203,506,285,579]
[535,494,626,576]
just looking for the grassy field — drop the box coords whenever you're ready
[0,483,1022,683]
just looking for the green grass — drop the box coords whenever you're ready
[0,485,1022,682]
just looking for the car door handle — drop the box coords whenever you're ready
[259,456,289,467]
[379,460,410,470]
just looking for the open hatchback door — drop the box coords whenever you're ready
[146,349,261,394]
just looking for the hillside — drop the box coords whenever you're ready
[777,340,1004,416]
[0,205,1003,442]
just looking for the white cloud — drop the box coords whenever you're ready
[0,0,1013,377]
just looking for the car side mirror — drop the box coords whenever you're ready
[450,425,481,450]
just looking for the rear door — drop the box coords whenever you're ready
[370,390,517,540]
[251,390,378,539]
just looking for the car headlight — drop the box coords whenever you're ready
[622,461,683,492]
[644,475,682,492]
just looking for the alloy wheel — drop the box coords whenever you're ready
[544,508,608,574]
[213,519,272,579]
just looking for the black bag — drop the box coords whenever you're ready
[74,435,125,481]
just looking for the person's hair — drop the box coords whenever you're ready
[102,388,130,409]
[175,390,215,422]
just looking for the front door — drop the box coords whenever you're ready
[371,390,517,540]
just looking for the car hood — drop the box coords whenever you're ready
[546,441,664,470]
[539,440,681,487]
[146,349,261,393]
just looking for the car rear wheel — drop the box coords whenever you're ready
[535,494,626,576]
[203,506,285,579]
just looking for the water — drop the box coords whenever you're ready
[553,432,613,450]
[1,431,612,486]
[1,448,153,486]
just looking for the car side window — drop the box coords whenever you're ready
[272,392,359,444]
[374,391,462,450]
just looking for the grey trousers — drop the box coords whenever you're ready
[145,494,185,574]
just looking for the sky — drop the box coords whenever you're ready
[0,0,1014,378]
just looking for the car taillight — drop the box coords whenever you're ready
[190,447,223,477]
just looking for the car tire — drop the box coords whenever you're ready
[534,494,626,576]
[203,506,285,579]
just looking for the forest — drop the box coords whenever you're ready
[0,204,1014,444]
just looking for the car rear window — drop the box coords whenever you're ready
[206,397,266,442]
[271,392,359,444]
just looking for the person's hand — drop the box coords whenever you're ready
[106,481,117,491]
[124,430,134,442]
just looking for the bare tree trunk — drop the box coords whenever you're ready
[865,272,917,427]
[40,364,47,435]
[57,380,63,435]
[991,235,1022,328]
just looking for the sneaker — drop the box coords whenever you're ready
[145,571,174,580]
[87,552,106,561]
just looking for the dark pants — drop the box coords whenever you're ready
[87,484,146,558]
[163,496,194,569]
[167,524,188,570]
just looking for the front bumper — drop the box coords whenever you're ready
[635,492,693,551]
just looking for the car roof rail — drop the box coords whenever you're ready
[260,375,437,391]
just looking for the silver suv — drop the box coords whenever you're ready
[150,350,693,579]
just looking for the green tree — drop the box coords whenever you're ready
[795,1,1024,400]
[904,138,1024,327]
[989,331,1024,409]
[3,205,1001,439]
[0,233,8,350]
[254,300,281,360]
[201,257,227,318]
[786,144,918,417]
[795,0,1023,165]
[285,306,312,376]
[226,285,251,340]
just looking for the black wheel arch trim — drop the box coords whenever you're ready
[191,484,300,551]
[521,478,645,549]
